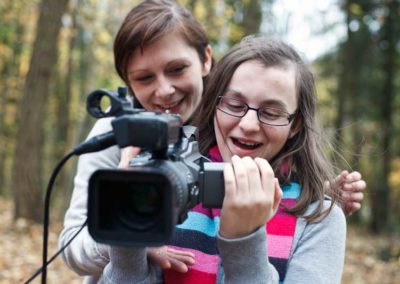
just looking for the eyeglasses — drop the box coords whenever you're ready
[216,96,296,126]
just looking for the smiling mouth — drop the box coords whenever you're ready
[231,138,261,150]
[157,98,184,112]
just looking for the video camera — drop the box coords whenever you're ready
[86,87,225,247]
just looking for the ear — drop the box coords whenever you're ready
[201,45,213,76]
[289,115,302,139]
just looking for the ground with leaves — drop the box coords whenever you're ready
[0,197,399,284]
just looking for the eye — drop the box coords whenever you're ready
[131,74,154,83]
[260,108,285,120]
[168,64,188,75]
[225,99,246,112]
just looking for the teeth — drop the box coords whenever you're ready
[160,101,180,109]
[237,140,259,147]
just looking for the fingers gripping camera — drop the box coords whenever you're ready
[86,88,225,247]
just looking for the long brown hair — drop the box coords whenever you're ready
[194,36,340,222]
[113,0,210,86]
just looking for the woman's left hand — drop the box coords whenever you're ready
[219,155,282,239]
[147,246,195,273]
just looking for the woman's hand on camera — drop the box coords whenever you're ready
[118,146,141,168]
[147,246,195,273]
[219,155,282,239]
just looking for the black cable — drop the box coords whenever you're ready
[25,131,116,284]
[41,150,75,284]
[24,220,87,284]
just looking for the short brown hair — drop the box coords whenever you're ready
[114,0,210,85]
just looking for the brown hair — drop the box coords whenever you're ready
[114,0,210,86]
[194,36,340,222]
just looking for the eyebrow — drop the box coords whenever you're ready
[225,89,288,109]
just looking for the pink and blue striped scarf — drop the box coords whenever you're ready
[164,146,299,283]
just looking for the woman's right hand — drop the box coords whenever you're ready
[118,146,141,168]
[219,155,282,239]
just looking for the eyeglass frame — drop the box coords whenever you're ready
[216,96,297,126]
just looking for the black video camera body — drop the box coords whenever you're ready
[86,88,225,247]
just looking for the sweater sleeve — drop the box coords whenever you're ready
[59,117,121,276]
[99,247,161,284]
[217,226,280,284]
[284,200,346,284]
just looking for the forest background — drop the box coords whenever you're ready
[0,0,399,283]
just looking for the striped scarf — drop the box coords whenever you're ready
[164,146,300,283]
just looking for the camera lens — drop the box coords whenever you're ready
[119,183,162,231]
[88,165,188,245]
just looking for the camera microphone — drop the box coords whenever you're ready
[72,131,117,155]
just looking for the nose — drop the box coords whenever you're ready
[238,109,260,133]
[155,75,175,98]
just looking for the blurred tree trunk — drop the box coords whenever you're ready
[187,0,197,11]
[335,0,355,155]
[345,1,374,223]
[242,0,262,35]
[335,2,374,204]
[51,1,78,215]
[370,0,398,233]
[62,0,98,213]
[11,0,69,222]
[52,0,97,216]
